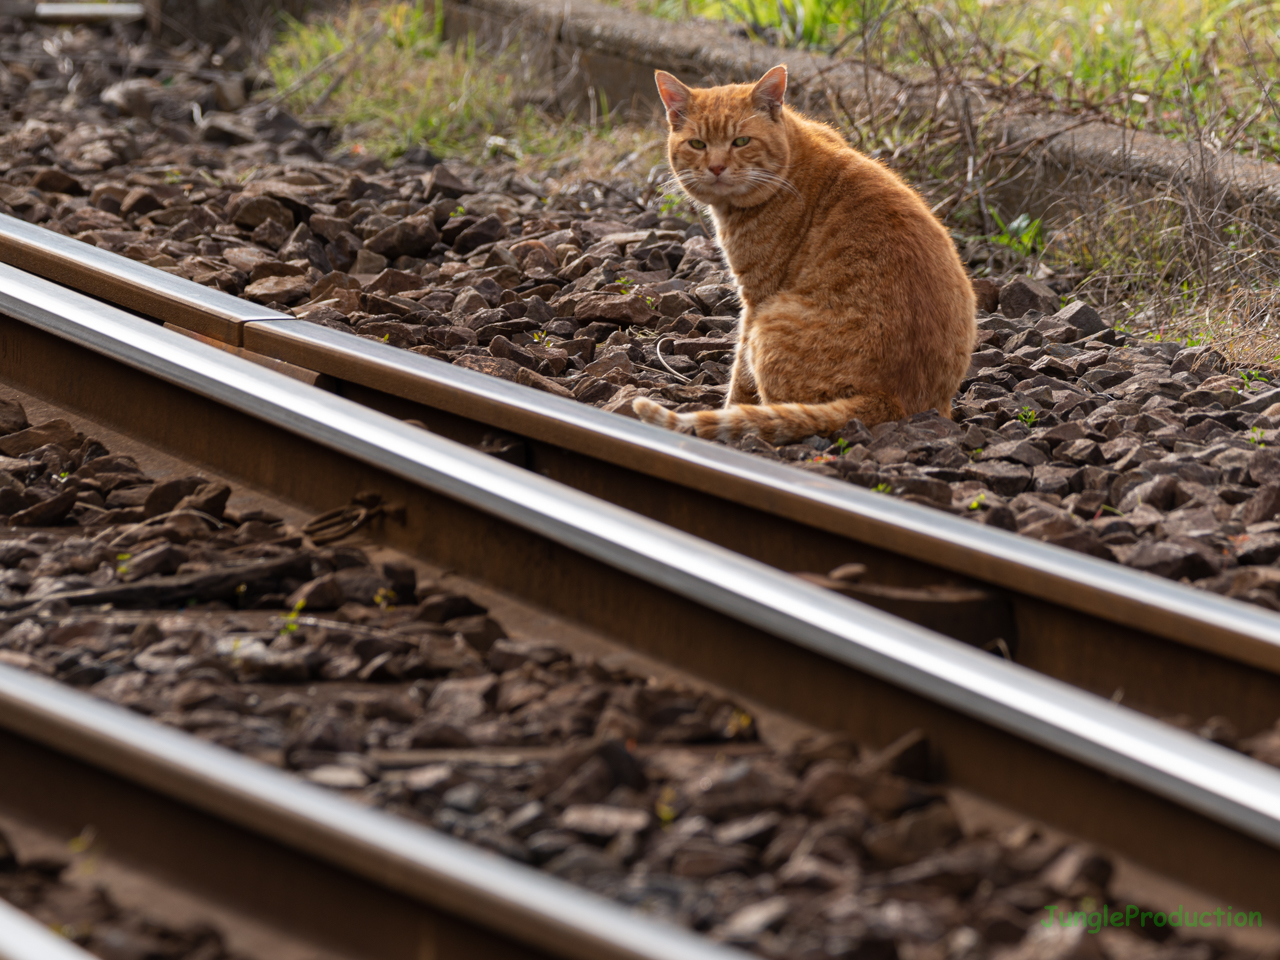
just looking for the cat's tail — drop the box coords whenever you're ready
[632,393,906,444]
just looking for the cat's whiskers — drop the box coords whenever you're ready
[741,168,802,200]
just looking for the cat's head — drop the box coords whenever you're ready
[655,65,792,208]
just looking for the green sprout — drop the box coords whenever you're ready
[278,598,307,636]
[968,493,987,510]
[1017,406,1038,427]
[872,482,892,494]
[989,212,1043,258]
[832,438,851,456]
[1250,426,1267,447]
[1241,370,1270,386]
[452,205,466,217]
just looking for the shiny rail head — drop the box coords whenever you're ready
[0,895,98,960]
[0,665,750,960]
[1,208,1278,658]
[0,213,288,326]
[254,319,1280,653]
[1,262,1279,855]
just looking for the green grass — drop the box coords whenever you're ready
[266,1,665,170]
[626,0,1280,164]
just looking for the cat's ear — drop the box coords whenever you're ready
[752,64,788,119]
[655,71,691,126]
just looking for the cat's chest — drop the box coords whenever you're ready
[717,229,791,301]
[717,209,802,269]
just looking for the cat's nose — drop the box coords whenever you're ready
[708,164,726,176]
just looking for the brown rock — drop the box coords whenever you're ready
[174,482,231,519]
[364,269,423,297]
[199,112,255,145]
[422,164,472,200]
[979,440,1049,467]
[671,838,755,877]
[286,573,346,611]
[964,461,1032,497]
[1115,540,1216,580]
[244,274,311,306]
[0,399,28,436]
[143,477,207,518]
[0,419,81,457]
[118,542,188,581]
[452,214,508,254]
[365,216,440,259]
[861,801,960,865]
[510,239,558,272]
[229,195,294,231]
[684,759,795,820]
[453,354,523,384]
[1249,448,1280,487]
[560,804,650,838]
[120,187,163,218]
[222,246,279,274]
[1117,474,1181,513]
[252,218,291,249]
[8,489,77,526]
[1242,484,1280,525]
[30,168,84,195]
[792,759,859,814]
[999,275,1059,318]
[971,278,1001,314]
[1053,300,1106,336]
[574,293,658,327]
[309,214,354,243]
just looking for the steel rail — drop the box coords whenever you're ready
[0,214,1277,740]
[0,895,97,960]
[0,263,1278,923]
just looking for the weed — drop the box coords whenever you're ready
[872,481,892,493]
[990,212,1043,259]
[1250,426,1268,446]
[278,598,307,636]
[268,2,666,170]
[968,493,986,510]
[1241,369,1270,386]
[832,437,852,456]
[1017,406,1039,427]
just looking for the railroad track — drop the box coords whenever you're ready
[0,218,1276,952]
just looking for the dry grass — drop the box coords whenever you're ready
[264,0,1280,367]
[265,1,668,184]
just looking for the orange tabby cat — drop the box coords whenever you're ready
[632,65,976,444]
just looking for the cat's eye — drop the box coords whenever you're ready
[687,139,707,149]
[733,136,751,146]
